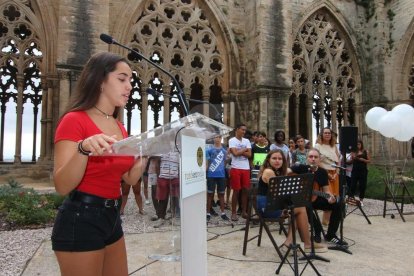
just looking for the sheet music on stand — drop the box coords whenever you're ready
[266,173,314,210]
[108,112,233,157]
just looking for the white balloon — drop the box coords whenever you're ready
[365,107,388,131]
[393,129,413,142]
[392,103,414,116]
[392,104,414,137]
[377,112,401,138]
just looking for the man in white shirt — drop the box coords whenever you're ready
[229,123,251,221]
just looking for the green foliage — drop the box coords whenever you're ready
[0,180,65,227]
[366,165,387,199]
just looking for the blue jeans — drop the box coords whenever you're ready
[256,195,282,218]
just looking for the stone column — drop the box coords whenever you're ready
[294,95,300,135]
[342,99,349,126]
[38,75,48,162]
[202,94,209,117]
[163,85,171,124]
[222,94,231,126]
[307,99,314,145]
[331,101,337,132]
[258,95,268,134]
[14,74,24,164]
[141,84,148,132]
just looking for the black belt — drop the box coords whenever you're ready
[69,191,121,208]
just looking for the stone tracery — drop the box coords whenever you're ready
[124,0,226,132]
[0,2,43,162]
[291,11,358,139]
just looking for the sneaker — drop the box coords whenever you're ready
[210,208,219,216]
[145,199,151,205]
[326,235,348,246]
[221,213,229,221]
[150,215,159,221]
[207,214,211,222]
[153,218,169,228]
[305,242,328,253]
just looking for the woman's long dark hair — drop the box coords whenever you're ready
[259,149,287,178]
[61,52,128,119]
[357,139,364,150]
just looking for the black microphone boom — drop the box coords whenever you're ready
[100,33,190,116]
[331,163,346,170]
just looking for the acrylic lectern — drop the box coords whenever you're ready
[111,113,233,276]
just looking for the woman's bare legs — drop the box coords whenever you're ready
[54,237,128,276]
[283,207,311,248]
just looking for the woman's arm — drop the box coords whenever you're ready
[53,134,118,195]
[357,150,371,164]
[261,168,276,184]
[123,157,147,185]
[53,140,88,195]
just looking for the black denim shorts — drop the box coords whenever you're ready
[51,197,123,252]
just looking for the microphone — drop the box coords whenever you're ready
[146,88,222,122]
[331,163,346,170]
[99,33,114,44]
[100,33,190,116]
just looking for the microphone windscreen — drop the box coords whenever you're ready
[100,33,113,44]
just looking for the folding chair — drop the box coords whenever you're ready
[346,197,371,224]
[383,167,414,222]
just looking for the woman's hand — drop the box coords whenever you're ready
[81,134,118,155]
[123,156,148,185]
[328,194,336,204]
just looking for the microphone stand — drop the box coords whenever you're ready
[100,33,189,116]
[146,88,223,123]
[329,157,352,255]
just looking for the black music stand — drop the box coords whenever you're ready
[267,174,321,276]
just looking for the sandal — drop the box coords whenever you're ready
[231,214,239,221]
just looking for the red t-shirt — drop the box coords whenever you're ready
[54,111,135,198]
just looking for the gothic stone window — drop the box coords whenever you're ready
[123,0,226,133]
[291,11,358,140]
[0,2,43,162]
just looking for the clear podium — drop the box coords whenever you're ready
[112,113,233,276]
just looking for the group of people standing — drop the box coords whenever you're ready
[205,123,371,254]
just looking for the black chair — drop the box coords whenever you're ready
[242,170,287,258]
[346,197,371,224]
[383,167,414,222]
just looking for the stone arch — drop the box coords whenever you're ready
[290,4,361,143]
[111,0,238,132]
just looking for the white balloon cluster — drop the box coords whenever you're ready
[365,104,414,141]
